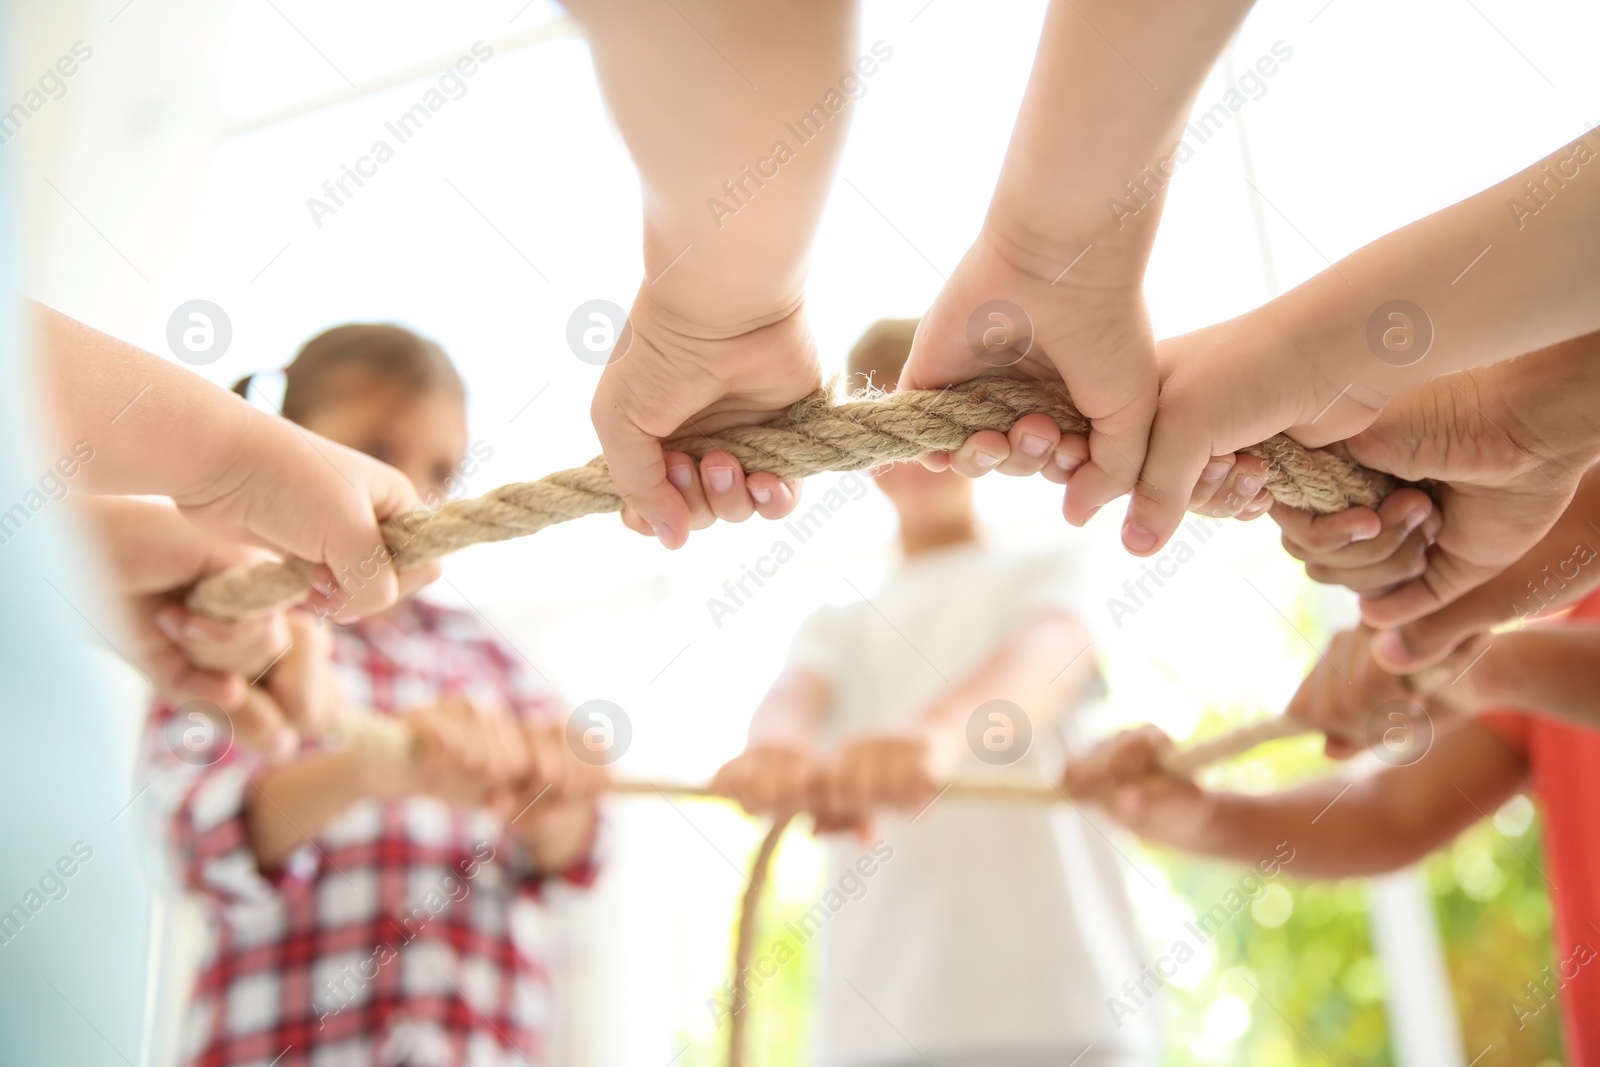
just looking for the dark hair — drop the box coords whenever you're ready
[231,323,463,425]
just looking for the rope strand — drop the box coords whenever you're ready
[186,377,1397,618]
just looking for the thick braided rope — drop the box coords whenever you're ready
[186,377,1396,618]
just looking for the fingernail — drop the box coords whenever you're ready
[181,618,210,641]
[707,466,734,493]
[1349,523,1380,543]
[1020,433,1050,458]
[1236,475,1263,498]
[1403,507,1428,534]
[1201,459,1231,482]
[1055,453,1083,476]
[1084,505,1102,522]
[651,522,675,547]
[1372,630,1410,665]
[1122,521,1157,553]
[666,464,694,492]
[750,486,772,505]
[974,450,1002,469]
[153,613,183,640]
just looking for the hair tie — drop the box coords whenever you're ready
[238,369,288,416]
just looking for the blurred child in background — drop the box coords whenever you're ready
[713,320,1163,1067]
[140,324,601,1067]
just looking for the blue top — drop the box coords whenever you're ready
[0,56,149,1064]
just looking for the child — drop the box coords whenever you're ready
[140,324,600,1066]
[1063,474,1600,1063]
[711,319,1163,1067]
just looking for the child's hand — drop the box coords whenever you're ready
[1187,453,1275,521]
[592,291,813,549]
[505,719,606,873]
[175,415,442,621]
[1061,725,1213,847]
[1130,319,1386,555]
[1272,488,1441,596]
[1285,627,1425,760]
[710,742,817,818]
[379,698,531,808]
[900,227,1157,523]
[812,724,965,824]
[522,718,613,802]
[164,608,341,757]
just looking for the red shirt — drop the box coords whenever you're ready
[140,598,597,1067]
[1480,589,1600,1065]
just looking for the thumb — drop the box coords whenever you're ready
[590,386,691,550]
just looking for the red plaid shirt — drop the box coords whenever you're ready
[140,598,597,1067]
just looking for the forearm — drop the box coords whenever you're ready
[571,0,857,325]
[919,611,1091,734]
[1472,627,1600,729]
[1181,733,1523,877]
[247,750,373,869]
[989,0,1256,276]
[1257,131,1600,405]
[747,668,832,747]
[31,301,258,502]
[1189,785,1449,879]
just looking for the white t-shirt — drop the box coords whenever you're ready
[785,543,1162,1067]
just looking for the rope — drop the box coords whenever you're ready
[322,707,1311,1066]
[185,377,1398,618]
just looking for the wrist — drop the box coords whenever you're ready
[631,278,806,342]
[166,397,282,511]
[349,747,408,801]
[980,200,1151,295]
[1484,346,1600,472]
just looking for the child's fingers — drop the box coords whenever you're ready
[1062,405,1151,527]
[591,407,692,549]
[747,474,799,520]
[1190,454,1271,519]
[698,452,755,523]
[1272,504,1382,556]
[1276,490,1433,567]
[395,560,443,602]
[263,610,337,737]
[1106,726,1169,785]
[523,720,567,799]
[1187,457,1235,510]
[150,645,246,711]
[663,453,715,532]
[997,414,1061,477]
[157,605,290,676]
[229,687,298,760]
[1371,583,1518,675]
[917,450,954,473]
[1303,527,1432,595]
[1121,415,1212,552]
[1039,437,1090,486]
[484,711,530,790]
[1236,492,1274,521]
[947,430,1011,478]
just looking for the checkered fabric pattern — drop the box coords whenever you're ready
[140,598,597,1067]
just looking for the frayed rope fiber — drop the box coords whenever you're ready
[186,376,1397,619]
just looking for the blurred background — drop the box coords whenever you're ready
[5,0,1598,1063]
